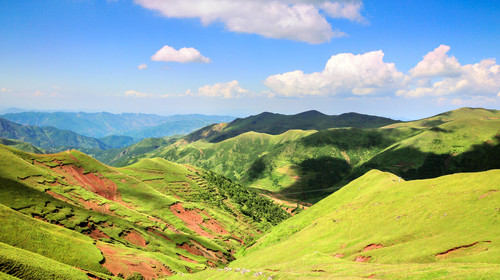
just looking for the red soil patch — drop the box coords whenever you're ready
[333,254,344,258]
[435,241,490,259]
[178,254,198,263]
[363,244,383,252]
[123,230,147,248]
[177,242,204,257]
[170,203,229,238]
[88,227,110,240]
[366,274,377,278]
[480,190,497,199]
[147,228,173,242]
[176,240,229,264]
[52,165,121,202]
[78,198,115,216]
[355,256,371,262]
[98,243,172,280]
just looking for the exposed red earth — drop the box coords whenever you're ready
[98,243,173,280]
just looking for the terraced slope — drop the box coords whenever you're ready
[0,144,287,279]
[173,169,500,279]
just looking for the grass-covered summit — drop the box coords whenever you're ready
[174,168,500,279]
[185,110,398,143]
[127,107,500,203]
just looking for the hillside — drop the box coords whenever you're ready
[0,144,289,279]
[140,107,500,203]
[1,112,235,138]
[0,117,110,152]
[185,110,398,143]
[174,169,500,279]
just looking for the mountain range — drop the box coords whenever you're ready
[0,107,498,279]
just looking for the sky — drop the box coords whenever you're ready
[0,0,499,120]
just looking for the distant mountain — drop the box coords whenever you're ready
[1,112,235,138]
[146,107,500,203]
[186,110,398,143]
[0,117,108,151]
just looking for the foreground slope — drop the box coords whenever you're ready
[0,144,287,279]
[175,169,500,279]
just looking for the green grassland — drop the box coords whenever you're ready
[0,143,288,278]
[137,108,500,203]
[171,169,500,279]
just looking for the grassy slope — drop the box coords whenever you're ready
[173,169,500,279]
[0,137,45,154]
[147,108,500,203]
[0,144,280,279]
[185,110,397,143]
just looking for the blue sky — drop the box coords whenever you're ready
[1,0,499,120]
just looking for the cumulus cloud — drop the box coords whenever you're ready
[151,45,210,63]
[187,80,250,98]
[138,63,148,70]
[125,90,169,98]
[135,0,364,44]
[397,45,500,98]
[264,50,404,97]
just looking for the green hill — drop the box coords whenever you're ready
[0,144,288,279]
[0,117,109,152]
[141,107,500,203]
[173,169,500,279]
[0,137,45,154]
[185,110,398,143]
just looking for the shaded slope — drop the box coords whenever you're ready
[0,117,109,151]
[150,107,500,203]
[186,110,398,143]
[176,169,500,279]
[0,144,286,279]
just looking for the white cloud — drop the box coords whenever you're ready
[409,45,461,78]
[321,2,364,22]
[125,90,169,98]
[138,63,148,70]
[397,45,500,98]
[1,88,12,93]
[33,91,46,97]
[151,45,210,63]
[264,50,404,97]
[135,0,364,44]
[187,80,250,98]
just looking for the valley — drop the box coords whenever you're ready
[0,107,498,279]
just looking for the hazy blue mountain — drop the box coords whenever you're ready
[0,117,108,151]
[1,112,235,138]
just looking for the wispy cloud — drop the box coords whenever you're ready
[186,80,251,98]
[138,63,148,70]
[151,45,210,63]
[124,90,169,98]
[1,88,12,93]
[135,0,364,44]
